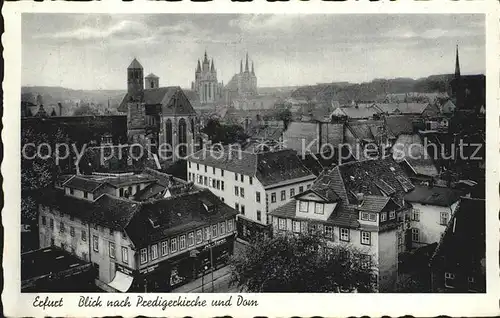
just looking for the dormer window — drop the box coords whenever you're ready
[299,201,309,212]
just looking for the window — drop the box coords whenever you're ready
[196,230,203,244]
[204,176,207,186]
[280,190,286,201]
[179,235,186,250]
[170,238,178,252]
[204,165,207,173]
[213,167,216,174]
[188,232,195,246]
[197,163,199,170]
[299,201,309,212]
[293,221,301,233]
[361,254,371,269]
[81,230,87,241]
[70,226,75,237]
[93,235,99,252]
[84,192,88,199]
[249,177,253,185]
[380,212,387,222]
[340,228,350,242]
[59,222,65,233]
[234,186,239,196]
[216,180,220,190]
[240,174,244,182]
[235,203,239,211]
[235,173,238,181]
[361,231,371,245]
[278,218,286,230]
[188,161,191,169]
[240,187,245,198]
[221,169,224,177]
[140,248,148,264]
[307,184,311,189]
[361,212,369,221]
[314,203,324,215]
[220,222,226,235]
[290,188,295,197]
[325,226,333,238]
[412,228,419,242]
[444,272,455,288]
[227,220,234,231]
[109,242,116,259]
[50,219,54,229]
[271,193,276,203]
[70,188,74,195]
[256,192,261,203]
[161,241,168,256]
[241,205,245,215]
[299,186,304,193]
[42,216,46,225]
[212,225,218,237]
[221,181,225,191]
[204,227,210,241]
[411,208,420,222]
[440,212,449,225]
[301,221,308,233]
[119,188,124,197]
[389,211,396,219]
[257,210,262,222]
[120,247,128,264]
[369,213,377,222]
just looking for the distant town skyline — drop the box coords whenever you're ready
[22,14,485,90]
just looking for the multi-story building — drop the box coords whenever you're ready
[186,148,316,241]
[269,158,416,292]
[429,197,485,292]
[404,185,462,249]
[118,58,199,161]
[38,170,238,292]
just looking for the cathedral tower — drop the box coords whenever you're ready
[192,51,222,104]
[127,58,146,142]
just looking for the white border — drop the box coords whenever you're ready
[3,1,499,317]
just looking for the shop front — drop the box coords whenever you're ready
[134,234,236,292]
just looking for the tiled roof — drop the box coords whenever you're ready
[62,176,104,193]
[309,188,340,202]
[269,200,297,218]
[392,134,438,177]
[374,103,430,115]
[313,166,349,203]
[256,149,315,186]
[327,203,360,228]
[128,58,143,69]
[345,120,384,141]
[430,198,485,273]
[404,185,462,207]
[358,195,391,212]
[188,148,258,176]
[118,87,196,116]
[385,116,420,137]
[103,174,157,188]
[126,189,238,247]
[334,107,377,119]
[39,189,141,231]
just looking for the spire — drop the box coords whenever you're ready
[240,60,243,73]
[211,59,215,72]
[204,50,208,63]
[245,52,249,72]
[196,59,201,72]
[251,61,255,75]
[454,44,461,78]
[128,58,143,69]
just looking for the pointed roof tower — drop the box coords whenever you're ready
[251,61,255,75]
[211,59,215,72]
[454,44,461,78]
[204,50,209,64]
[196,59,201,73]
[245,53,249,72]
[240,60,243,73]
[128,58,143,69]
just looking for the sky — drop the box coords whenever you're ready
[22,14,485,90]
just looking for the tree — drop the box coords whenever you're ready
[202,119,248,145]
[229,233,376,292]
[73,104,99,116]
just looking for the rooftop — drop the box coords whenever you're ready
[404,185,462,207]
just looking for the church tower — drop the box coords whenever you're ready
[127,58,146,142]
[453,45,465,109]
[193,51,221,105]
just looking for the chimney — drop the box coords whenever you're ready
[355,192,364,203]
[58,102,63,116]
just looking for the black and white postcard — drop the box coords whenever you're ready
[2,1,499,317]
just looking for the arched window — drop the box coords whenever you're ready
[191,118,195,135]
[178,118,187,157]
[165,119,173,146]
